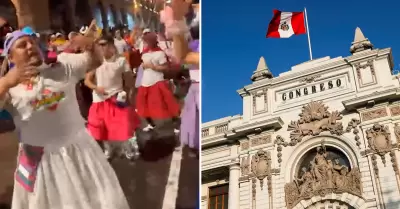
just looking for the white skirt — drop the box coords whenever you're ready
[11,132,130,209]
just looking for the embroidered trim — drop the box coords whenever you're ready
[30,90,65,111]
[15,144,44,192]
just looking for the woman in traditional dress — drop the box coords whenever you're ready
[136,31,180,132]
[0,30,129,209]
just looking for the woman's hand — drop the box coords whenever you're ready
[95,87,107,95]
[171,0,190,20]
[142,62,155,69]
[3,63,38,88]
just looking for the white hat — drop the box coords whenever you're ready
[143,28,151,34]
[68,31,78,40]
[79,26,89,35]
[55,32,62,37]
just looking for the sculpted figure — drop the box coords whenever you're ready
[312,146,329,181]
[284,143,362,209]
[296,167,314,195]
[326,160,334,188]
[332,158,348,187]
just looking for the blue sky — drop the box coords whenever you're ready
[201,0,400,122]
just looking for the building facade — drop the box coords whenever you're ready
[201,28,400,209]
[0,0,161,33]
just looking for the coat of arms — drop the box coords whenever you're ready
[287,101,344,145]
[280,22,290,31]
[251,150,271,190]
[366,124,392,156]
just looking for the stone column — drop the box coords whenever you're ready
[11,0,50,31]
[228,161,240,209]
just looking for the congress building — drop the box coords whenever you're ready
[201,28,400,209]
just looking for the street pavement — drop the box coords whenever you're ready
[0,133,199,209]
[112,140,199,209]
[0,132,19,209]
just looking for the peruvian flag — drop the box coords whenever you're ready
[266,10,306,38]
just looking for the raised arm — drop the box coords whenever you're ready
[57,38,103,80]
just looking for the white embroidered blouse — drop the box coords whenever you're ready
[0,52,91,149]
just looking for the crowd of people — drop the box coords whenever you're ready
[0,0,199,208]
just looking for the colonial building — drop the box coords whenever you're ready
[201,28,400,209]
[0,0,160,33]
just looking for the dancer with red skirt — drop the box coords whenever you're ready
[85,35,137,159]
[136,31,180,144]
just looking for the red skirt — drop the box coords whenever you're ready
[136,80,180,119]
[87,96,138,141]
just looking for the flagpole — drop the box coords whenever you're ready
[304,7,313,60]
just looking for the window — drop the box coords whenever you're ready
[208,184,229,209]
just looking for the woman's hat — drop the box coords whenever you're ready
[21,26,40,38]
[3,30,29,55]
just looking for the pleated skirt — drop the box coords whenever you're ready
[11,132,130,209]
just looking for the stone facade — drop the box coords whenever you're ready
[201,27,400,209]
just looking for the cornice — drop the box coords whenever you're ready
[237,48,391,94]
[202,115,242,128]
[201,117,283,148]
[342,87,400,110]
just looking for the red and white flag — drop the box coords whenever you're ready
[266,10,306,38]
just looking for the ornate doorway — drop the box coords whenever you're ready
[307,200,355,209]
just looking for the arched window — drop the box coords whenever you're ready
[93,1,107,29]
[107,4,118,28]
[127,13,135,30]
[120,8,128,26]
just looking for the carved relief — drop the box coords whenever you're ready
[250,135,271,147]
[252,90,268,115]
[394,123,400,146]
[284,144,362,209]
[274,135,289,167]
[354,60,377,87]
[361,108,387,121]
[240,141,249,150]
[390,151,399,175]
[345,118,361,148]
[252,178,256,201]
[240,156,250,176]
[390,106,400,116]
[301,75,321,83]
[366,124,391,157]
[251,150,271,191]
[287,101,344,144]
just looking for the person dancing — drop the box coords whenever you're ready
[161,0,200,155]
[85,35,137,160]
[0,30,130,209]
[136,31,180,140]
